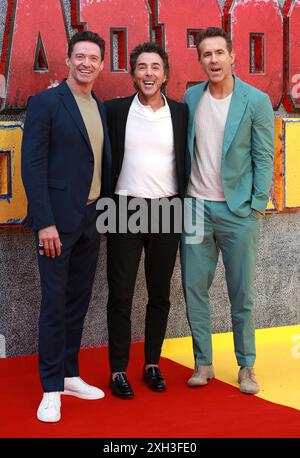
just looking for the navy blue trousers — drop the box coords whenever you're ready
[36,202,100,392]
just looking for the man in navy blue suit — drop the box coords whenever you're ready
[22,31,111,423]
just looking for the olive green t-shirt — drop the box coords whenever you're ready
[71,89,104,204]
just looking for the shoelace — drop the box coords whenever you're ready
[248,368,256,380]
[242,368,256,381]
[147,367,162,379]
[115,373,128,384]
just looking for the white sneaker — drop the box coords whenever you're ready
[63,377,105,400]
[37,392,61,423]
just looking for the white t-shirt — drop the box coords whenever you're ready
[187,87,232,200]
[115,94,178,198]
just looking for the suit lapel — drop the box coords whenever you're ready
[116,95,135,167]
[187,83,207,161]
[95,95,112,163]
[59,81,93,152]
[167,97,181,166]
[222,76,248,157]
[189,83,207,125]
[167,97,183,182]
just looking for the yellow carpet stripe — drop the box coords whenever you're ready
[161,325,300,411]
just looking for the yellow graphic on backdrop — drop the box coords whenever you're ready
[0,122,26,225]
[0,118,299,226]
[284,120,300,208]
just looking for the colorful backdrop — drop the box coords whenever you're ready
[0,1,299,358]
[0,0,300,225]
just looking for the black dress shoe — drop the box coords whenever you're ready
[110,373,134,399]
[143,366,166,392]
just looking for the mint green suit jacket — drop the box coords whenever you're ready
[183,76,274,216]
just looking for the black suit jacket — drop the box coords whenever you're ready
[104,94,188,198]
[21,81,112,232]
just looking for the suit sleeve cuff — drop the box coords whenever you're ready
[251,196,268,215]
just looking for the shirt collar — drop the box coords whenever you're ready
[134,92,169,113]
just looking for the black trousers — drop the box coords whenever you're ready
[107,196,180,372]
[36,202,100,392]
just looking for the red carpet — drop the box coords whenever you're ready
[0,343,299,438]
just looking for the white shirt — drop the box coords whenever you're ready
[187,87,232,200]
[115,94,178,198]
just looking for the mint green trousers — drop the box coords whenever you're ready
[181,200,260,368]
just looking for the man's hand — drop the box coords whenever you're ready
[38,225,62,258]
[47,80,59,89]
[253,209,264,218]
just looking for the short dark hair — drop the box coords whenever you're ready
[196,27,232,60]
[68,31,105,61]
[129,42,170,91]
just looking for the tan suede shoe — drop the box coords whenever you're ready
[187,365,215,387]
[238,367,260,394]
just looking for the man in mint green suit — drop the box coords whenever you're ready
[181,27,274,394]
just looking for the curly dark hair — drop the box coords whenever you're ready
[130,42,170,91]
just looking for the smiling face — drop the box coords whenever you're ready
[66,40,104,93]
[198,36,235,86]
[132,52,167,103]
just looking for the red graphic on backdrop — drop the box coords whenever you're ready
[0,0,299,112]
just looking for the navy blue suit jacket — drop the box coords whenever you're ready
[21,81,112,233]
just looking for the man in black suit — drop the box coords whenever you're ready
[105,42,188,398]
[21,31,111,422]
